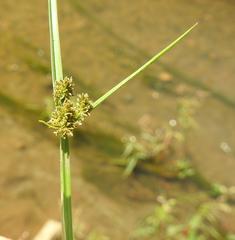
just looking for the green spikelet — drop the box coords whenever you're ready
[40,77,93,137]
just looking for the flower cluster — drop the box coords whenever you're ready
[41,77,93,137]
[54,76,74,105]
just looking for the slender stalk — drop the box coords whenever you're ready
[92,23,198,108]
[60,137,73,239]
[48,0,74,239]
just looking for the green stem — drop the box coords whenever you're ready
[92,23,198,108]
[60,137,74,239]
[48,0,63,88]
[48,0,74,239]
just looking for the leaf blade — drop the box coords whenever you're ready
[92,23,198,108]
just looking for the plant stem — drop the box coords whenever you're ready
[48,0,74,239]
[60,137,74,239]
[48,0,63,89]
[92,23,198,108]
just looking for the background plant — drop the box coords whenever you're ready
[133,197,232,240]
[118,97,199,177]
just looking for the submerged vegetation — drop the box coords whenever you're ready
[133,196,234,240]
[118,98,199,178]
[118,98,235,203]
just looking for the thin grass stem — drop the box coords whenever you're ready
[60,137,74,240]
[48,0,74,239]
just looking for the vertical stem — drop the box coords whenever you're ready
[48,0,74,239]
[60,137,74,240]
[48,0,63,88]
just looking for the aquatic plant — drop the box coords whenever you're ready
[133,197,232,240]
[121,136,147,176]
[133,196,176,239]
[119,125,184,177]
[43,0,197,239]
[119,98,199,177]
[183,202,229,240]
[118,98,235,200]
[176,159,195,179]
[177,98,200,131]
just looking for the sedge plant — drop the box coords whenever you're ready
[42,0,197,239]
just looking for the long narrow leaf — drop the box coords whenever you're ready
[92,23,198,108]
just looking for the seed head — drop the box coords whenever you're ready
[54,76,74,106]
[40,77,93,137]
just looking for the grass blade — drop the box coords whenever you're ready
[92,23,198,108]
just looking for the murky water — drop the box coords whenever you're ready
[0,0,235,239]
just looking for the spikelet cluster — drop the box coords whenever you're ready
[54,76,74,105]
[41,77,93,137]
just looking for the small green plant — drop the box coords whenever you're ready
[133,196,176,239]
[119,98,199,177]
[118,98,235,200]
[119,125,184,177]
[177,98,200,131]
[184,202,229,240]
[210,183,235,200]
[121,136,147,176]
[133,197,232,240]
[176,159,195,179]
[43,1,197,239]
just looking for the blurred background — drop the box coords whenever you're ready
[0,0,235,239]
